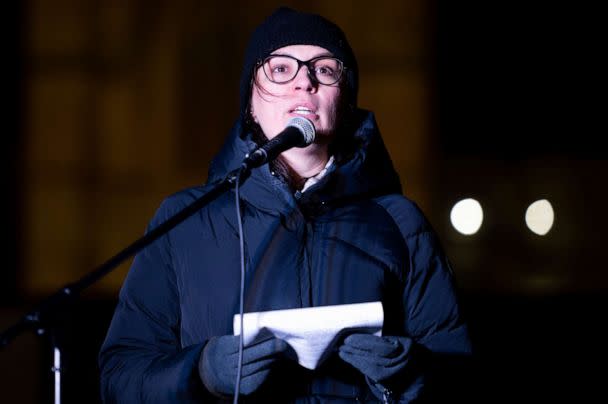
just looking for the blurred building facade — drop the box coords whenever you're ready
[2,1,605,403]
[19,0,435,299]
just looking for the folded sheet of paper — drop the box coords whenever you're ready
[233,301,383,370]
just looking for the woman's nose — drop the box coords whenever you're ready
[292,65,316,92]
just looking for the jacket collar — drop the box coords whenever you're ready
[207,109,402,216]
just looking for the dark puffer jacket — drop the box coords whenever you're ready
[99,109,472,403]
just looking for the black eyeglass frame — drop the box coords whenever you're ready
[257,54,346,86]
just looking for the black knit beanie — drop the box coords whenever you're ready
[239,7,358,121]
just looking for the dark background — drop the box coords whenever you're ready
[2,1,605,403]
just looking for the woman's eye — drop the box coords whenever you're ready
[272,65,289,73]
[316,66,334,76]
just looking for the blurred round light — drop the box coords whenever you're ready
[525,199,554,235]
[450,198,483,235]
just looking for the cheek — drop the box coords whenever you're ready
[251,82,282,115]
[323,90,342,125]
[251,88,270,121]
[251,85,285,138]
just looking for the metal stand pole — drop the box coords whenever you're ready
[0,169,243,403]
[52,345,61,404]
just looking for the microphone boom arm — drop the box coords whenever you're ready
[0,166,246,348]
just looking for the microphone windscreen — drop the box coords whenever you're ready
[286,116,315,146]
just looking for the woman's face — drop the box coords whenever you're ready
[250,45,342,140]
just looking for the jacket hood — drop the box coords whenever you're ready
[207,109,402,216]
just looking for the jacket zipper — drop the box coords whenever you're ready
[381,386,394,404]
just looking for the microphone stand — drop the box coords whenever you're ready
[0,166,247,404]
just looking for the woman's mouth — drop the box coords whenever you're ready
[290,105,318,119]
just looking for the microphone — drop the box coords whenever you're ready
[242,116,316,169]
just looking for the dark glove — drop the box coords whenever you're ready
[199,335,289,397]
[338,333,413,382]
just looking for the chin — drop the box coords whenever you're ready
[315,121,338,135]
[312,128,336,145]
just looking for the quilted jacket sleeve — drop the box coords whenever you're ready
[376,195,473,402]
[98,199,208,403]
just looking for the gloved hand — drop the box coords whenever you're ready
[338,333,413,382]
[198,335,290,397]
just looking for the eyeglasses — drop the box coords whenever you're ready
[259,55,345,86]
